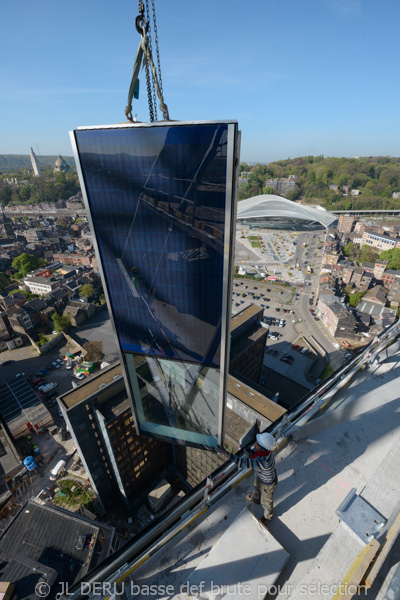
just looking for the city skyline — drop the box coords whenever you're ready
[1,0,400,163]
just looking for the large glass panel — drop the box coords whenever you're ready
[72,122,237,447]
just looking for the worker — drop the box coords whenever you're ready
[217,432,277,526]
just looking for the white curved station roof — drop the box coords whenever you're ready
[237,194,337,228]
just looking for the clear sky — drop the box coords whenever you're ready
[1,0,399,163]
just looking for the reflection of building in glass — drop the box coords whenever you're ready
[237,194,337,230]
[72,122,238,448]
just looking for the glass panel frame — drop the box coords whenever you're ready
[70,120,239,449]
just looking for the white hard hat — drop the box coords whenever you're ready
[256,432,275,451]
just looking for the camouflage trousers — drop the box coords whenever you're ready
[252,475,278,520]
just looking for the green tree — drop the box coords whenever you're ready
[0,273,10,291]
[98,294,106,305]
[262,186,275,195]
[82,341,103,362]
[349,291,365,307]
[343,242,355,257]
[344,201,352,210]
[80,284,95,299]
[37,333,50,347]
[359,245,380,264]
[286,185,300,200]
[379,248,400,270]
[12,253,45,278]
[52,313,72,332]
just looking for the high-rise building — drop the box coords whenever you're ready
[229,304,268,385]
[71,120,239,449]
[58,364,172,510]
[338,213,355,233]
[30,147,40,177]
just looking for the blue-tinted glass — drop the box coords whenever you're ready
[75,124,228,366]
[73,123,235,447]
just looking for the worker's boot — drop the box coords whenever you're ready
[260,517,271,527]
[245,493,260,504]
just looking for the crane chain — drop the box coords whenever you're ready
[144,57,155,123]
[145,0,158,121]
[151,0,163,97]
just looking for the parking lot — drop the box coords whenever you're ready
[0,310,120,425]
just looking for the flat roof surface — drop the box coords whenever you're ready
[131,347,400,599]
[0,500,103,597]
[60,363,123,409]
[0,377,41,423]
[227,375,286,422]
[231,304,262,332]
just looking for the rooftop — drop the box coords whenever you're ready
[227,375,286,423]
[230,304,262,332]
[0,499,114,600]
[237,195,337,229]
[59,363,123,409]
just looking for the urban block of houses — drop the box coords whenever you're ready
[317,294,356,339]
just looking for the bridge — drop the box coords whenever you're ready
[330,209,400,216]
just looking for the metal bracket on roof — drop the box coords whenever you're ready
[336,488,386,544]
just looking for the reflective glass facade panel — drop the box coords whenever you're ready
[72,122,237,447]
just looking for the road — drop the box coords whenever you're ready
[232,228,347,375]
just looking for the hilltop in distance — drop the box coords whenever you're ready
[0,154,75,171]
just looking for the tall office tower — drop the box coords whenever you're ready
[71,120,239,450]
[229,305,268,385]
[30,147,40,176]
[338,213,355,233]
[58,364,172,510]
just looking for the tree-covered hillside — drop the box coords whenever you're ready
[239,156,400,210]
[0,171,80,205]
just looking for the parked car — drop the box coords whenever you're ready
[73,372,85,380]
[32,377,44,386]
[40,382,58,394]
[52,362,60,369]
[56,359,64,365]
[1,360,14,366]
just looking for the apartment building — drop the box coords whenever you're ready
[318,295,356,338]
[338,214,355,233]
[361,229,398,252]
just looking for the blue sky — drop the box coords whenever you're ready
[1,0,399,163]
